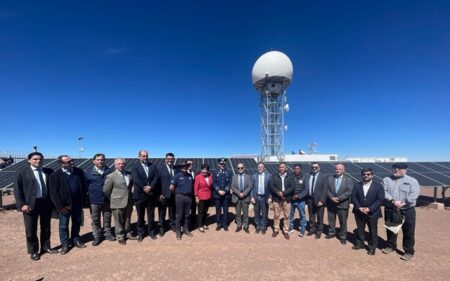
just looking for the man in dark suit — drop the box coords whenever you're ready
[251,162,271,235]
[186,159,197,230]
[131,149,159,241]
[49,155,88,255]
[103,158,134,245]
[14,152,58,260]
[351,168,385,255]
[231,163,252,233]
[212,158,232,231]
[269,162,294,240]
[304,162,327,239]
[326,163,354,244]
[157,152,177,235]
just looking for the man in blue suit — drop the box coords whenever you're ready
[351,168,385,255]
[250,162,271,235]
[157,152,178,235]
[212,158,232,231]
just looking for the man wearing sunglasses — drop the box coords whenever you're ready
[351,168,384,255]
[49,155,88,255]
[304,162,327,239]
[382,163,420,261]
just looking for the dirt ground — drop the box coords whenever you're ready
[1,190,449,281]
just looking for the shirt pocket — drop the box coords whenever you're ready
[398,185,409,198]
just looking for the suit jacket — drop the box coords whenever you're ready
[103,170,133,209]
[157,164,178,199]
[304,172,328,205]
[131,161,159,201]
[269,173,295,203]
[326,174,354,209]
[49,167,88,211]
[14,166,54,210]
[352,181,385,219]
[230,173,252,203]
[251,171,271,201]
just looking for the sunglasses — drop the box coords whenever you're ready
[237,167,244,170]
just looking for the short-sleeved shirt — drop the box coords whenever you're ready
[171,172,194,195]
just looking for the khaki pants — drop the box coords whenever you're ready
[273,200,291,232]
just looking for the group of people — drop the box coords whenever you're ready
[14,150,420,262]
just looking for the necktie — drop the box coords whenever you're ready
[170,167,174,177]
[311,174,316,195]
[259,174,264,194]
[239,174,244,192]
[335,177,341,193]
[37,169,47,198]
[143,165,148,177]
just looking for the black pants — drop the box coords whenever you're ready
[197,199,210,227]
[385,207,416,255]
[175,194,192,233]
[327,205,349,240]
[307,198,324,235]
[158,196,176,229]
[22,198,52,254]
[135,197,157,236]
[355,213,379,250]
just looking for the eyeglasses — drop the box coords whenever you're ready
[237,167,244,170]
[362,173,372,176]
[311,166,319,169]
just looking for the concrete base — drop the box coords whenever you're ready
[427,202,445,210]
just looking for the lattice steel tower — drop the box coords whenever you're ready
[252,51,293,162]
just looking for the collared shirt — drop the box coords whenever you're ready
[363,181,372,197]
[171,172,193,195]
[141,162,149,177]
[94,166,105,175]
[258,172,265,195]
[122,172,130,186]
[309,172,318,195]
[279,173,287,191]
[62,167,72,175]
[31,166,46,198]
[166,164,174,177]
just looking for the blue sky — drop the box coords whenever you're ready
[1,0,449,161]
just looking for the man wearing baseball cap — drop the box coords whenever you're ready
[381,163,420,261]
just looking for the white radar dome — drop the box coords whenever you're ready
[252,51,293,88]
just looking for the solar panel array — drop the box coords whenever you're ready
[2,159,450,190]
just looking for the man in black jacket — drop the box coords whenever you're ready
[49,155,88,255]
[14,152,58,260]
[157,152,177,235]
[131,149,159,241]
[269,162,294,240]
[351,168,385,255]
[288,164,308,237]
[304,162,327,239]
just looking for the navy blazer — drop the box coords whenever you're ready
[351,181,385,219]
[49,167,88,211]
[157,164,178,199]
[131,161,159,201]
[251,171,271,201]
[14,166,54,210]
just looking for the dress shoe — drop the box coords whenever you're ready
[325,234,335,239]
[315,234,321,239]
[244,227,250,233]
[272,231,279,238]
[150,234,157,240]
[261,229,266,235]
[255,229,260,234]
[382,247,395,254]
[105,235,116,241]
[137,235,144,242]
[184,231,194,237]
[216,226,222,231]
[223,226,229,231]
[126,234,138,240]
[367,249,376,256]
[30,252,40,261]
[307,232,314,236]
[340,239,347,245]
[41,248,59,254]
[352,244,364,250]
[235,226,242,233]
[401,253,413,261]
[203,225,209,230]
[92,238,102,247]
[74,240,87,248]
[159,228,165,237]
[171,226,176,232]
[176,233,182,240]
[283,232,290,240]
[198,227,205,233]
[60,246,70,255]
[118,239,126,245]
